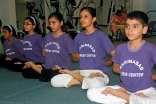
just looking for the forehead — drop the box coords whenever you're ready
[3,28,9,31]
[80,10,90,15]
[125,19,142,25]
[24,19,31,23]
[49,17,59,21]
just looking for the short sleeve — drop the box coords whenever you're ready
[65,34,74,53]
[152,47,156,64]
[112,46,119,64]
[101,32,115,54]
[73,35,79,53]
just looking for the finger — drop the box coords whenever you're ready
[101,90,106,94]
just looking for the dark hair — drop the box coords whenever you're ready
[24,16,41,34]
[121,7,126,11]
[116,10,122,15]
[40,15,45,20]
[125,11,148,27]
[80,7,98,28]
[48,12,67,32]
[2,25,17,38]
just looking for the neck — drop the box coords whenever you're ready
[28,31,35,36]
[7,37,13,44]
[85,26,96,35]
[129,39,143,50]
[53,29,63,37]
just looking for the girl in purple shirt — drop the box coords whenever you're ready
[25,12,74,82]
[0,25,25,71]
[15,17,45,78]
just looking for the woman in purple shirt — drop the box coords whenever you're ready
[51,7,115,89]
[0,25,25,71]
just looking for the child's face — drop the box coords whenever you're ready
[80,10,96,28]
[2,29,12,40]
[23,19,35,32]
[125,19,148,41]
[49,17,63,32]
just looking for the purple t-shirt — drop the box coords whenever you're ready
[23,33,45,63]
[113,41,156,93]
[41,32,74,69]
[3,37,24,60]
[74,29,115,76]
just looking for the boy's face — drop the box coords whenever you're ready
[125,19,148,41]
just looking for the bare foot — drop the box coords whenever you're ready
[135,93,148,98]
[89,72,104,78]
[25,62,34,68]
[14,62,23,64]
[53,65,62,71]
[59,69,72,74]
[101,87,113,95]
[5,57,12,61]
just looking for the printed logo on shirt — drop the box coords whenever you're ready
[23,41,33,50]
[120,59,144,78]
[44,42,60,53]
[79,44,96,57]
[6,49,15,55]
[121,72,144,77]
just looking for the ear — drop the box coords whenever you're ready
[60,21,63,26]
[92,17,96,23]
[33,25,36,30]
[142,26,148,34]
[10,31,13,36]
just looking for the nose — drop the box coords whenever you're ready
[128,26,133,32]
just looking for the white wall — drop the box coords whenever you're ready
[16,0,45,30]
[0,0,17,30]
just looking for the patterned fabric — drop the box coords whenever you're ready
[110,15,125,35]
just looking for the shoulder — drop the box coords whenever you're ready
[3,40,7,45]
[44,32,52,38]
[116,42,127,50]
[34,33,42,38]
[12,37,21,43]
[74,31,84,40]
[96,29,107,37]
[144,41,155,47]
[144,41,156,51]
[63,32,70,37]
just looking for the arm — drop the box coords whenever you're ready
[105,50,115,66]
[152,74,156,80]
[102,87,129,101]
[113,63,120,73]
[71,53,79,62]
[42,48,46,57]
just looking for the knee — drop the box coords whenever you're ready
[89,80,104,88]
[88,77,108,88]
[51,76,60,87]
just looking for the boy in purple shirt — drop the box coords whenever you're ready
[51,7,115,89]
[87,11,156,104]
[25,12,74,82]
[0,25,25,72]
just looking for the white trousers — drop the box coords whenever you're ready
[51,70,109,89]
[87,86,156,104]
